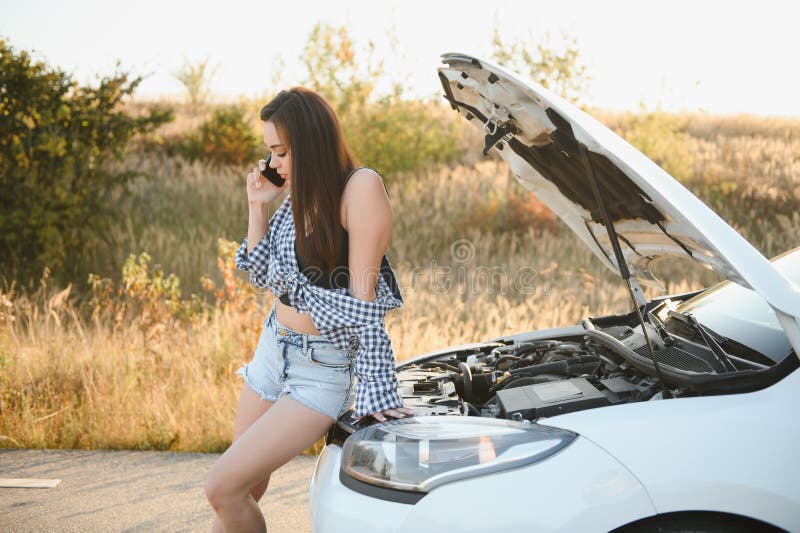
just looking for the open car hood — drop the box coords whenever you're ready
[437,53,800,352]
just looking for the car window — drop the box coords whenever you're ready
[673,248,800,363]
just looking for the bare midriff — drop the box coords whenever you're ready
[274,201,349,336]
[275,299,323,335]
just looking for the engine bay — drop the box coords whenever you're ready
[391,305,790,423]
[395,331,666,421]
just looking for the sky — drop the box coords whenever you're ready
[3,0,800,116]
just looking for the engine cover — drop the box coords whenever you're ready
[497,378,611,419]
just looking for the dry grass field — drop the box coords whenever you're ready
[1,111,799,453]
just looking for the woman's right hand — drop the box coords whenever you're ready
[247,159,287,206]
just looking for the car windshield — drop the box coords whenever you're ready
[670,248,800,363]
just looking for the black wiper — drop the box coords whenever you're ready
[667,310,738,372]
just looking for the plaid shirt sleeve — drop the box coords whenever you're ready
[351,320,403,417]
[234,196,293,289]
[235,234,271,288]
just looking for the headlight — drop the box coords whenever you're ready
[341,416,576,492]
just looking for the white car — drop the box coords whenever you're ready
[308,53,800,533]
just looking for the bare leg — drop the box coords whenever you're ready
[210,382,274,533]
[205,396,334,533]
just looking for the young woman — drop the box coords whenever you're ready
[204,87,413,532]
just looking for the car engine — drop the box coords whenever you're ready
[395,327,672,422]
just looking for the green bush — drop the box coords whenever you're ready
[299,22,466,176]
[342,98,463,175]
[178,104,259,166]
[491,28,590,106]
[0,37,172,287]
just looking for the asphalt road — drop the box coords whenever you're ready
[0,449,317,532]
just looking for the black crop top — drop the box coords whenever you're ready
[278,225,401,306]
[278,168,401,306]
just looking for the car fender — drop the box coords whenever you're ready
[543,367,800,531]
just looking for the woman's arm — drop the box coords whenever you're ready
[344,169,392,302]
[247,202,270,255]
[344,169,414,421]
[235,161,287,287]
[235,205,272,289]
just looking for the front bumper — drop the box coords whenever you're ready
[309,435,656,533]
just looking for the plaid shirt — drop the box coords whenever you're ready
[235,193,405,418]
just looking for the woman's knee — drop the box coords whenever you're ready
[204,469,271,510]
[204,472,229,511]
[205,470,246,511]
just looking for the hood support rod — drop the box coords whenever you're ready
[577,142,672,399]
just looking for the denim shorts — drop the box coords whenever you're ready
[235,305,355,420]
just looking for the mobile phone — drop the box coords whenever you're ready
[260,154,286,187]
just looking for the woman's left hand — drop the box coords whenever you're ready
[357,406,416,423]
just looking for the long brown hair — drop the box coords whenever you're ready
[260,87,360,274]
